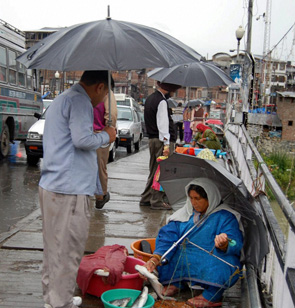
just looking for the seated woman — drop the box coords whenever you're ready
[191,123,221,150]
[145,178,243,307]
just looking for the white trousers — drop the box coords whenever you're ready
[39,187,90,308]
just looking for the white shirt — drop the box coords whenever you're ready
[156,90,170,145]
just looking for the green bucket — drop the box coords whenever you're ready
[101,288,155,308]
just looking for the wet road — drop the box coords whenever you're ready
[0,139,148,234]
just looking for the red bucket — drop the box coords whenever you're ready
[86,256,145,297]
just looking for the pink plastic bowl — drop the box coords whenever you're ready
[85,256,145,297]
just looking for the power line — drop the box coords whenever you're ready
[269,22,295,56]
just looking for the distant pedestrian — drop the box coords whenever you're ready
[172,102,184,143]
[140,81,181,210]
[93,77,117,209]
[39,71,116,308]
[190,103,204,135]
[183,105,193,143]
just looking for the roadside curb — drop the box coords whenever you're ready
[0,208,41,246]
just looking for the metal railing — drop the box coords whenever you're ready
[225,122,295,308]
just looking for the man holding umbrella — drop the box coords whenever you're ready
[140,81,181,210]
[39,71,116,308]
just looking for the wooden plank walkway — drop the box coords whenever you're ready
[0,148,242,307]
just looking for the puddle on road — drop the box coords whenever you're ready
[0,142,41,233]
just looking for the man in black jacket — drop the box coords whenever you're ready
[140,81,181,210]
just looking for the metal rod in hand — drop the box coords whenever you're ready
[188,240,238,269]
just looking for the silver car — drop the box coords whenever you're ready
[117,105,142,153]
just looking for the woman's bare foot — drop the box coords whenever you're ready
[186,294,222,307]
[162,284,179,296]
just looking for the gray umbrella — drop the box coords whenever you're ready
[16,19,201,71]
[158,153,269,268]
[147,61,234,87]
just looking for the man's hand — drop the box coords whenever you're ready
[163,145,170,157]
[103,126,116,143]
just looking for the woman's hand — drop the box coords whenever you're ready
[215,233,229,251]
[140,256,160,280]
[199,138,206,143]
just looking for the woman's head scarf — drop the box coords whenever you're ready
[167,178,219,223]
[196,123,215,136]
[167,178,241,225]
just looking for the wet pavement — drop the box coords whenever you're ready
[0,139,148,234]
[0,144,174,307]
[0,144,241,308]
[0,142,40,234]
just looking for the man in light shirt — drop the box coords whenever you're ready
[39,70,116,308]
[140,81,181,210]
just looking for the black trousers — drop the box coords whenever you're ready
[175,122,183,141]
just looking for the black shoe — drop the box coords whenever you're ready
[139,201,151,206]
[140,240,152,254]
[95,192,110,209]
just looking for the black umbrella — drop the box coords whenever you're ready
[158,153,269,267]
[17,17,201,71]
[17,9,201,125]
[185,99,205,108]
[147,61,234,87]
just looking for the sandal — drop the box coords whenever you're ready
[150,202,172,210]
[186,295,222,307]
[162,284,179,296]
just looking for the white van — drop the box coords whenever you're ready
[114,93,141,112]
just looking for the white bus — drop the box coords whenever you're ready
[0,19,42,158]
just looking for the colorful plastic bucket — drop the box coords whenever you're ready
[101,288,155,308]
[86,256,145,297]
[130,238,156,262]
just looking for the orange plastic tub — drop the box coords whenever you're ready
[86,256,145,297]
[130,238,156,262]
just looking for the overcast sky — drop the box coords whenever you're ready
[1,0,295,62]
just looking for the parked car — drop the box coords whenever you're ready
[114,93,142,112]
[117,105,142,153]
[25,109,47,166]
[138,111,148,137]
[42,99,53,113]
[25,107,117,166]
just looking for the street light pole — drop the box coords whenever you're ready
[235,26,245,63]
[54,71,60,97]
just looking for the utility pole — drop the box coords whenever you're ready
[262,0,272,108]
[242,0,253,126]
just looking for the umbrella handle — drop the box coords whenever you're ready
[107,71,112,126]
